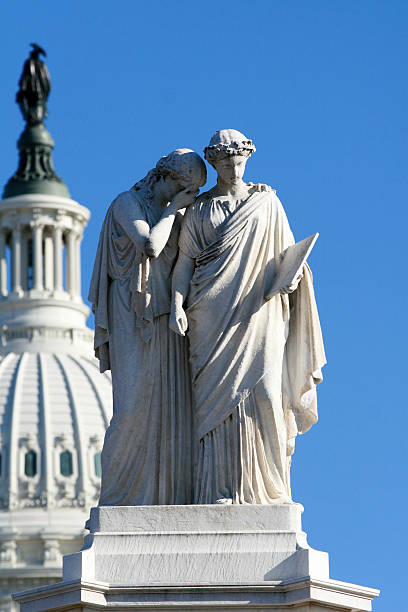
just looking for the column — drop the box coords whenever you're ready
[0,231,7,297]
[66,230,76,298]
[75,232,82,298]
[53,226,63,294]
[21,232,28,291]
[32,224,43,292]
[44,235,54,291]
[11,226,22,295]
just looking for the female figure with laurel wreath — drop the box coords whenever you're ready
[171,130,325,505]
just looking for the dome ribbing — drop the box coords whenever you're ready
[0,352,111,511]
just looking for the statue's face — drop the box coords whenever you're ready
[214,155,247,185]
[161,175,188,201]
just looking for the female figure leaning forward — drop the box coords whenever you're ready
[89,149,206,505]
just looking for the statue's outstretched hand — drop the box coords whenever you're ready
[170,306,188,336]
[172,185,198,210]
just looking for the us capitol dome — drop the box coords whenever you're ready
[0,46,112,610]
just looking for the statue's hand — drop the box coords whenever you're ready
[172,185,198,210]
[280,269,304,294]
[248,182,272,193]
[170,306,188,336]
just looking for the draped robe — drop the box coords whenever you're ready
[89,188,192,505]
[179,189,326,504]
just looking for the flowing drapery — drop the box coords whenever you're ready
[179,190,326,503]
[89,188,193,505]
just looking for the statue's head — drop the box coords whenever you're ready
[133,148,206,203]
[150,148,206,203]
[204,129,256,184]
[156,149,207,190]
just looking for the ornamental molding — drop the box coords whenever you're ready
[0,326,93,346]
[87,435,103,504]
[0,207,88,233]
[0,539,17,566]
[53,434,79,508]
[18,434,43,508]
[42,538,62,567]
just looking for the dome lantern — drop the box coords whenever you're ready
[3,43,69,200]
[0,45,92,346]
[0,46,112,611]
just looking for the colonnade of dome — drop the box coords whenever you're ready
[0,196,88,301]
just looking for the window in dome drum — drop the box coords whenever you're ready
[25,450,37,477]
[94,452,102,478]
[60,450,73,477]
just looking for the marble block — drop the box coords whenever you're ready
[64,504,329,584]
[13,504,379,612]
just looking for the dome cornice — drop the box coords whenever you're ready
[0,194,90,222]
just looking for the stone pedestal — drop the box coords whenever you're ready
[13,505,379,612]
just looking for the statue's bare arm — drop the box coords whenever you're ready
[170,251,195,336]
[115,188,195,259]
[146,188,195,257]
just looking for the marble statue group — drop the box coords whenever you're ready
[89,129,326,506]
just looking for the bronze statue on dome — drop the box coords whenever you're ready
[16,43,51,126]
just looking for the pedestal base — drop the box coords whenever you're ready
[13,505,379,612]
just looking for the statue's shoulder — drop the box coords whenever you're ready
[111,189,143,213]
[248,182,276,197]
[186,190,213,216]
[195,189,213,205]
[251,186,281,220]
[180,191,212,231]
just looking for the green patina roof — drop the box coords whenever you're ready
[3,123,70,199]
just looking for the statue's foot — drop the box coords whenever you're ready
[215,497,233,505]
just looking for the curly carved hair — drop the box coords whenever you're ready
[133,149,206,199]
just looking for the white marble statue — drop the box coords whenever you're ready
[89,149,206,505]
[170,129,326,504]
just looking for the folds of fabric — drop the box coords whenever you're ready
[182,191,293,440]
[89,188,193,505]
[179,189,326,503]
[100,302,192,505]
[88,189,181,371]
[195,377,291,504]
[88,191,152,372]
[283,264,326,444]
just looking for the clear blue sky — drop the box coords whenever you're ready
[1,1,407,610]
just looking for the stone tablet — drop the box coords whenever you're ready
[266,232,319,299]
